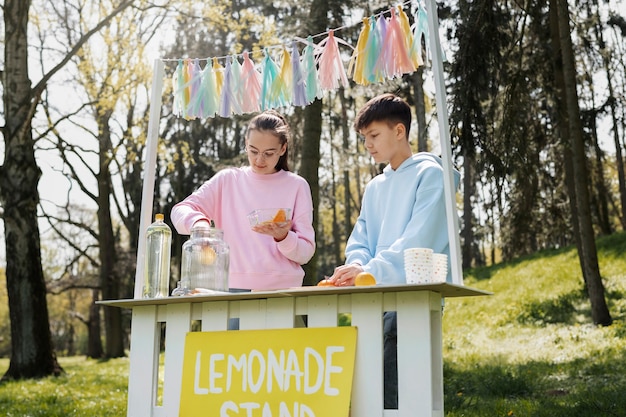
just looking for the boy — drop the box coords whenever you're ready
[329,93,460,408]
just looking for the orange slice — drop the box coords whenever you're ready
[272,209,287,223]
[316,279,336,287]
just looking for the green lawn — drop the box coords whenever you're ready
[442,231,626,416]
[0,356,129,417]
[1,232,625,416]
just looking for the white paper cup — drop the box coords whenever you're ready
[404,248,434,283]
[432,253,448,282]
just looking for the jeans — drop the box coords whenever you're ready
[383,311,398,409]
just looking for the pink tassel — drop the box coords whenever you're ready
[240,51,261,113]
[317,30,350,91]
[378,8,415,79]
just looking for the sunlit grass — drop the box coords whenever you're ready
[0,356,129,417]
[442,231,626,416]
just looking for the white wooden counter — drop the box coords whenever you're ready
[100,283,489,417]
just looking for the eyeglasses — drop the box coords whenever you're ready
[246,147,279,160]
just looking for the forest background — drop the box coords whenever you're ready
[0,0,625,381]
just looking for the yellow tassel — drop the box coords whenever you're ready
[213,57,224,99]
[349,18,371,85]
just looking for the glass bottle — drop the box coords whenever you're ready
[179,223,229,294]
[142,213,172,298]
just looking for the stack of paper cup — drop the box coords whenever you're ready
[432,253,448,282]
[404,248,433,283]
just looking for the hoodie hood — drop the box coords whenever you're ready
[384,152,461,188]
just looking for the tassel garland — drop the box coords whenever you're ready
[170,2,434,119]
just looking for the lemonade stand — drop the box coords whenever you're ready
[99,0,490,415]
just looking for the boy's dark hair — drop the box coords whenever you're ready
[353,93,411,139]
[246,110,290,171]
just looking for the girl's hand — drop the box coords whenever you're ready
[252,220,292,242]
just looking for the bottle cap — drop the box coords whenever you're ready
[155,213,164,221]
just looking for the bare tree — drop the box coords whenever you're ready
[0,0,134,380]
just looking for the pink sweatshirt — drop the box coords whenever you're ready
[171,167,315,290]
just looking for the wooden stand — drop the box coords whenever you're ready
[100,283,488,417]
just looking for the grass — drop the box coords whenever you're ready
[442,231,626,416]
[1,232,625,416]
[0,356,129,416]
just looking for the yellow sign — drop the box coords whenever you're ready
[179,327,357,417]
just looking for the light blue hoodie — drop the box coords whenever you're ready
[345,152,461,284]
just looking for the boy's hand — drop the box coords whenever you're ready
[328,264,364,286]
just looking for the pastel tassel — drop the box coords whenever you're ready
[316,30,350,91]
[364,17,384,84]
[377,8,415,79]
[172,60,185,118]
[274,47,292,108]
[183,59,193,118]
[411,7,430,67]
[186,58,203,119]
[291,41,307,107]
[398,5,413,50]
[212,57,224,99]
[348,17,371,85]
[229,56,243,115]
[302,36,320,103]
[261,49,280,110]
[240,51,261,113]
[196,61,218,118]
[218,59,233,117]
[372,15,390,79]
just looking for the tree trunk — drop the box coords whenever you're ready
[329,126,341,265]
[552,0,612,325]
[589,117,612,235]
[461,147,476,269]
[87,289,104,359]
[599,20,626,230]
[300,0,329,285]
[0,0,63,381]
[97,112,125,357]
[339,88,352,262]
[412,68,428,152]
[301,98,323,285]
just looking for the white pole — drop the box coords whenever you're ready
[425,0,464,285]
[133,59,166,298]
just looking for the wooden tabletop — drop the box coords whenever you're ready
[98,282,491,308]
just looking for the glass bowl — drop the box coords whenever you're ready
[247,208,292,227]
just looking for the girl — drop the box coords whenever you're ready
[171,111,315,291]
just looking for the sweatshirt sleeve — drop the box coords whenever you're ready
[276,179,316,265]
[170,177,220,235]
